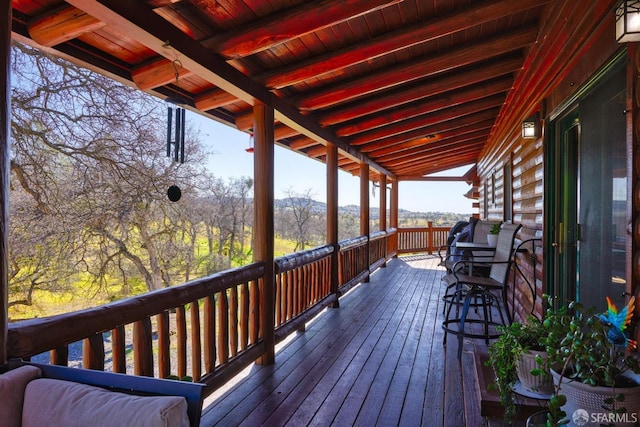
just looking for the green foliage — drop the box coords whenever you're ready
[534,295,640,426]
[489,223,501,234]
[487,317,550,422]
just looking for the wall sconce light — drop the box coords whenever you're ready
[521,114,539,139]
[616,1,640,42]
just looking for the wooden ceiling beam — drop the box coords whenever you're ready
[258,0,550,89]
[202,0,402,59]
[289,136,322,151]
[374,131,491,164]
[296,25,538,111]
[346,108,499,158]
[392,142,486,175]
[131,57,193,90]
[391,138,486,166]
[317,56,521,127]
[365,119,496,157]
[348,95,505,146]
[194,88,238,111]
[27,4,106,47]
[335,77,512,137]
[360,112,498,154]
[234,55,520,132]
[395,146,484,176]
[65,0,394,178]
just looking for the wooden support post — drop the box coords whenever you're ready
[379,174,387,267]
[327,144,339,307]
[390,179,399,258]
[0,0,10,366]
[360,163,370,281]
[379,174,387,232]
[253,102,275,365]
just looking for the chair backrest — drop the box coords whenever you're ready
[489,223,523,283]
[470,220,501,259]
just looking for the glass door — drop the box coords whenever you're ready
[545,55,627,311]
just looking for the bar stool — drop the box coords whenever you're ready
[441,223,522,359]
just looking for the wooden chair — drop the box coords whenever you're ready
[441,223,522,359]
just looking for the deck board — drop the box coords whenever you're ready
[201,255,495,427]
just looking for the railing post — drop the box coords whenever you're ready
[253,102,275,365]
[360,163,370,281]
[327,144,339,308]
[0,0,10,366]
[390,179,399,258]
[379,174,387,267]
[427,221,434,254]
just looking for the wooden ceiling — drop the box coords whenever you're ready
[10,0,551,181]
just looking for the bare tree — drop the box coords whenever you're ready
[278,187,324,251]
[9,42,209,307]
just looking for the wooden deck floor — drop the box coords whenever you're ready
[201,254,490,427]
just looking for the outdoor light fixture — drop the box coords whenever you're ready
[521,114,539,139]
[167,59,187,164]
[616,1,640,42]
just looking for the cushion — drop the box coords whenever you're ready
[22,378,190,427]
[0,365,42,427]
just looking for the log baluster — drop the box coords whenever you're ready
[229,286,238,357]
[133,317,153,377]
[203,294,216,373]
[274,273,280,325]
[50,345,68,366]
[111,325,126,374]
[176,305,187,379]
[156,311,170,378]
[218,291,229,364]
[190,301,201,381]
[240,282,249,350]
[250,279,260,344]
[83,333,105,370]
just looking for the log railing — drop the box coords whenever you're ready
[7,263,265,392]
[369,230,387,271]
[397,222,450,254]
[338,235,369,292]
[5,225,449,399]
[273,245,335,341]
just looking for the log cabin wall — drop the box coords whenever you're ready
[476,1,630,322]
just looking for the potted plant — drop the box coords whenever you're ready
[534,295,640,426]
[487,316,556,423]
[487,223,500,246]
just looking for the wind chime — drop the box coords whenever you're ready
[166,59,186,164]
[166,59,186,202]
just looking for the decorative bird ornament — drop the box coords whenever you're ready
[598,296,637,351]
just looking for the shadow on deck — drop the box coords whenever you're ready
[200,255,496,426]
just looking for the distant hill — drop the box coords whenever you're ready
[274,198,471,226]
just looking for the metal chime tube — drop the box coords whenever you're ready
[166,105,186,164]
[166,106,173,157]
[174,106,181,162]
[180,107,185,164]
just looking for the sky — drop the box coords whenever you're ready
[190,114,475,214]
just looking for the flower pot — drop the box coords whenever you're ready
[516,350,553,395]
[551,370,640,426]
[486,233,498,247]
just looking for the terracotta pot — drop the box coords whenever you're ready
[516,350,553,395]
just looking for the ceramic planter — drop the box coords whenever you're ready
[516,350,553,395]
[551,369,640,426]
